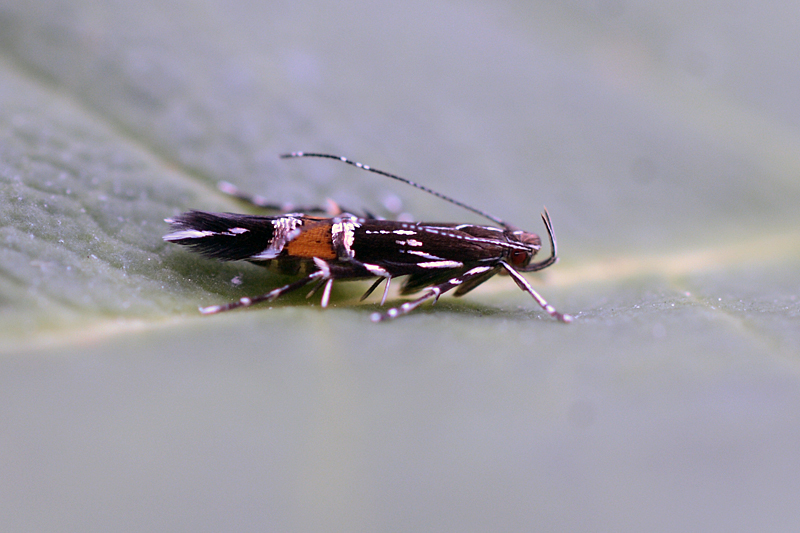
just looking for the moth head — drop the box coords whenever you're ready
[506,230,542,269]
[505,209,559,273]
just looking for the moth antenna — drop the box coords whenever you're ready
[280,152,509,228]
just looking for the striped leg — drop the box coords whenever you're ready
[199,270,325,314]
[370,266,494,322]
[499,261,573,323]
[218,181,345,216]
[199,258,335,314]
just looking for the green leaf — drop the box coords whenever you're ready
[1,1,799,531]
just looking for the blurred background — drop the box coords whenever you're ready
[1,0,799,531]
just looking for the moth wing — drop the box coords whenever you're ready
[164,211,281,261]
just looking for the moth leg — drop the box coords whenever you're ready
[499,261,573,323]
[305,277,327,299]
[452,266,501,297]
[360,278,384,301]
[218,181,357,216]
[371,266,495,322]
[359,276,393,305]
[199,269,326,315]
[329,233,394,306]
[302,258,336,307]
[315,278,334,308]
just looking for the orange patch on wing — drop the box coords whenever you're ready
[285,222,336,259]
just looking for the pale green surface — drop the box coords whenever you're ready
[1,0,800,531]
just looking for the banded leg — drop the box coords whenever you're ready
[327,236,393,306]
[370,266,495,322]
[200,257,334,314]
[218,181,345,216]
[499,261,573,322]
[199,271,323,314]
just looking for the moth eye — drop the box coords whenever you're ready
[510,249,529,267]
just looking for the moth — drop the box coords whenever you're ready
[164,152,572,322]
